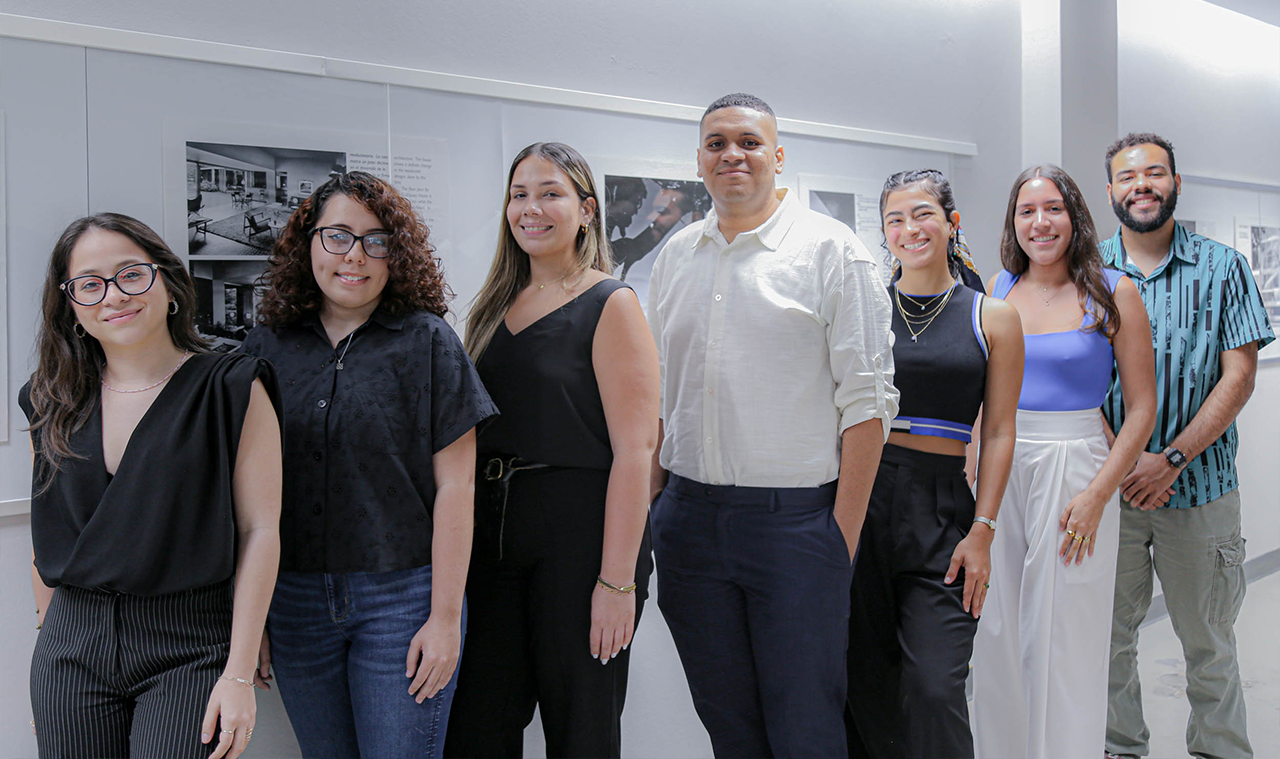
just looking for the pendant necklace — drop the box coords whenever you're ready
[336,332,356,371]
[894,284,955,342]
[101,351,190,394]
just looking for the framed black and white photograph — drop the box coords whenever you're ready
[185,142,347,258]
[594,159,709,312]
[190,259,270,352]
[1235,217,1280,362]
[799,175,892,285]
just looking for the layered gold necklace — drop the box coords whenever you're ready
[893,284,956,343]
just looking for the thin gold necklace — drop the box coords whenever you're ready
[534,270,573,291]
[101,351,190,394]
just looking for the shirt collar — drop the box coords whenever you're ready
[303,303,407,340]
[698,188,796,251]
[1105,221,1197,276]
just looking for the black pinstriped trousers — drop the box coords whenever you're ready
[30,580,234,759]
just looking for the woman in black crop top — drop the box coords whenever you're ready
[845,171,1024,759]
[22,214,282,759]
[443,143,659,759]
[240,172,496,759]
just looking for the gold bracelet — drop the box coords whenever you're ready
[596,576,637,595]
[219,675,256,688]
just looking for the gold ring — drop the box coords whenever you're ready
[1066,529,1076,537]
[220,729,236,735]
[983,582,990,589]
[1083,535,1092,543]
[1073,534,1084,542]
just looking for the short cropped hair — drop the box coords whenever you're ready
[1105,132,1176,182]
[702,93,775,123]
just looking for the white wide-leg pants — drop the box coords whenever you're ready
[972,409,1120,759]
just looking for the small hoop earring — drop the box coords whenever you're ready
[580,223,589,235]
[169,300,179,315]
[73,323,86,338]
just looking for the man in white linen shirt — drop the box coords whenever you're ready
[647,92,898,759]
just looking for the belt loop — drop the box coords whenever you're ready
[769,490,778,513]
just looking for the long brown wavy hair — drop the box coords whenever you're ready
[256,171,451,325]
[999,165,1121,339]
[464,142,613,361]
[27,213,207,491]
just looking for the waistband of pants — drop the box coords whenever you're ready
[1015,407,1106,442]
[667,473,837,508]
[880,442,967,474]
[59,577,234,602]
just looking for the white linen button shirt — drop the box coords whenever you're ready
[649,189,899,488]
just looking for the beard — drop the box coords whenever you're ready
[1112,188,1177,233]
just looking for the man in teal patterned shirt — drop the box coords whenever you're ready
[1100,133,1273,759]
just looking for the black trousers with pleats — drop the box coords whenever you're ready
[846,443,980,759]
[30,579,234,759]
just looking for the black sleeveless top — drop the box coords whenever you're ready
[18,352,280,595]
[477,279,629,470]
[888,283,988,443]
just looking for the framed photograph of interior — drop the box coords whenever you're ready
[163,121,449,351]
[797,174,892,286]
[1234,216,1280,362]
[592,157,712,313]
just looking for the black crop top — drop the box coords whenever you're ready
[888,283,988,442]
[18,352,281,596]
[476,279,628,470]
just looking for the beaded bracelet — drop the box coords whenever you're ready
[596,576,637,595]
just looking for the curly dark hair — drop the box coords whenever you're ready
[256,171,451,325]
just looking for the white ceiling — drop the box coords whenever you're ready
[1206,0,1280,27]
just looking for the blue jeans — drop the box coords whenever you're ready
[268,565,464,759]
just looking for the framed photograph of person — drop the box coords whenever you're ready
[593,158,711,313]
[798,174,893,286]
[1235,216,1280,362]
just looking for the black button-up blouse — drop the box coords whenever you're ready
[240,308,497,574]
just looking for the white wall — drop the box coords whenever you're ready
[1117,0,1280,560]
[0,3,1023,755]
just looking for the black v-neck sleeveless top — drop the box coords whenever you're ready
[476,279,628,470]
[18,352,280,595]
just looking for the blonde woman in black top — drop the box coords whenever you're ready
[445,142,658,758]
[22,214,281,759]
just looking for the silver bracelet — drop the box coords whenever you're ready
[973,516,996,532]
[219,675,256,688]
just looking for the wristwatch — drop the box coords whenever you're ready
[1163,446,1188,469]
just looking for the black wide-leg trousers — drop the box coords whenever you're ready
[30,580,234,759]
[446,467,652,759]
[845,444,980,759]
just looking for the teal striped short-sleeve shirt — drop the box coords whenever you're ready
[1101,222,1274,508]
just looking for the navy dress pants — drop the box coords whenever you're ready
[652,474,853,759]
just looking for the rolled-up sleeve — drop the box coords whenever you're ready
[824,240,899,441]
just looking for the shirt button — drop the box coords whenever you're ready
[704,487,713,496]
[317,399,328,408]
[707,388,715,395]
[710,340,718,349]
[313,504,323,515]
[706,436,713,444]
[312,451,323,461]
[714,294,723,302]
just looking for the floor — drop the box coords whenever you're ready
[1134,569,1279,758]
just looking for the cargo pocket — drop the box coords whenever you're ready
[1208,535,1246,625]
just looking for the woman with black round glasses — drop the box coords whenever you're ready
[22,213,281,759]
[239,171,497,758]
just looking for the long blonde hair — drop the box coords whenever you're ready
[464,142,613,360]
